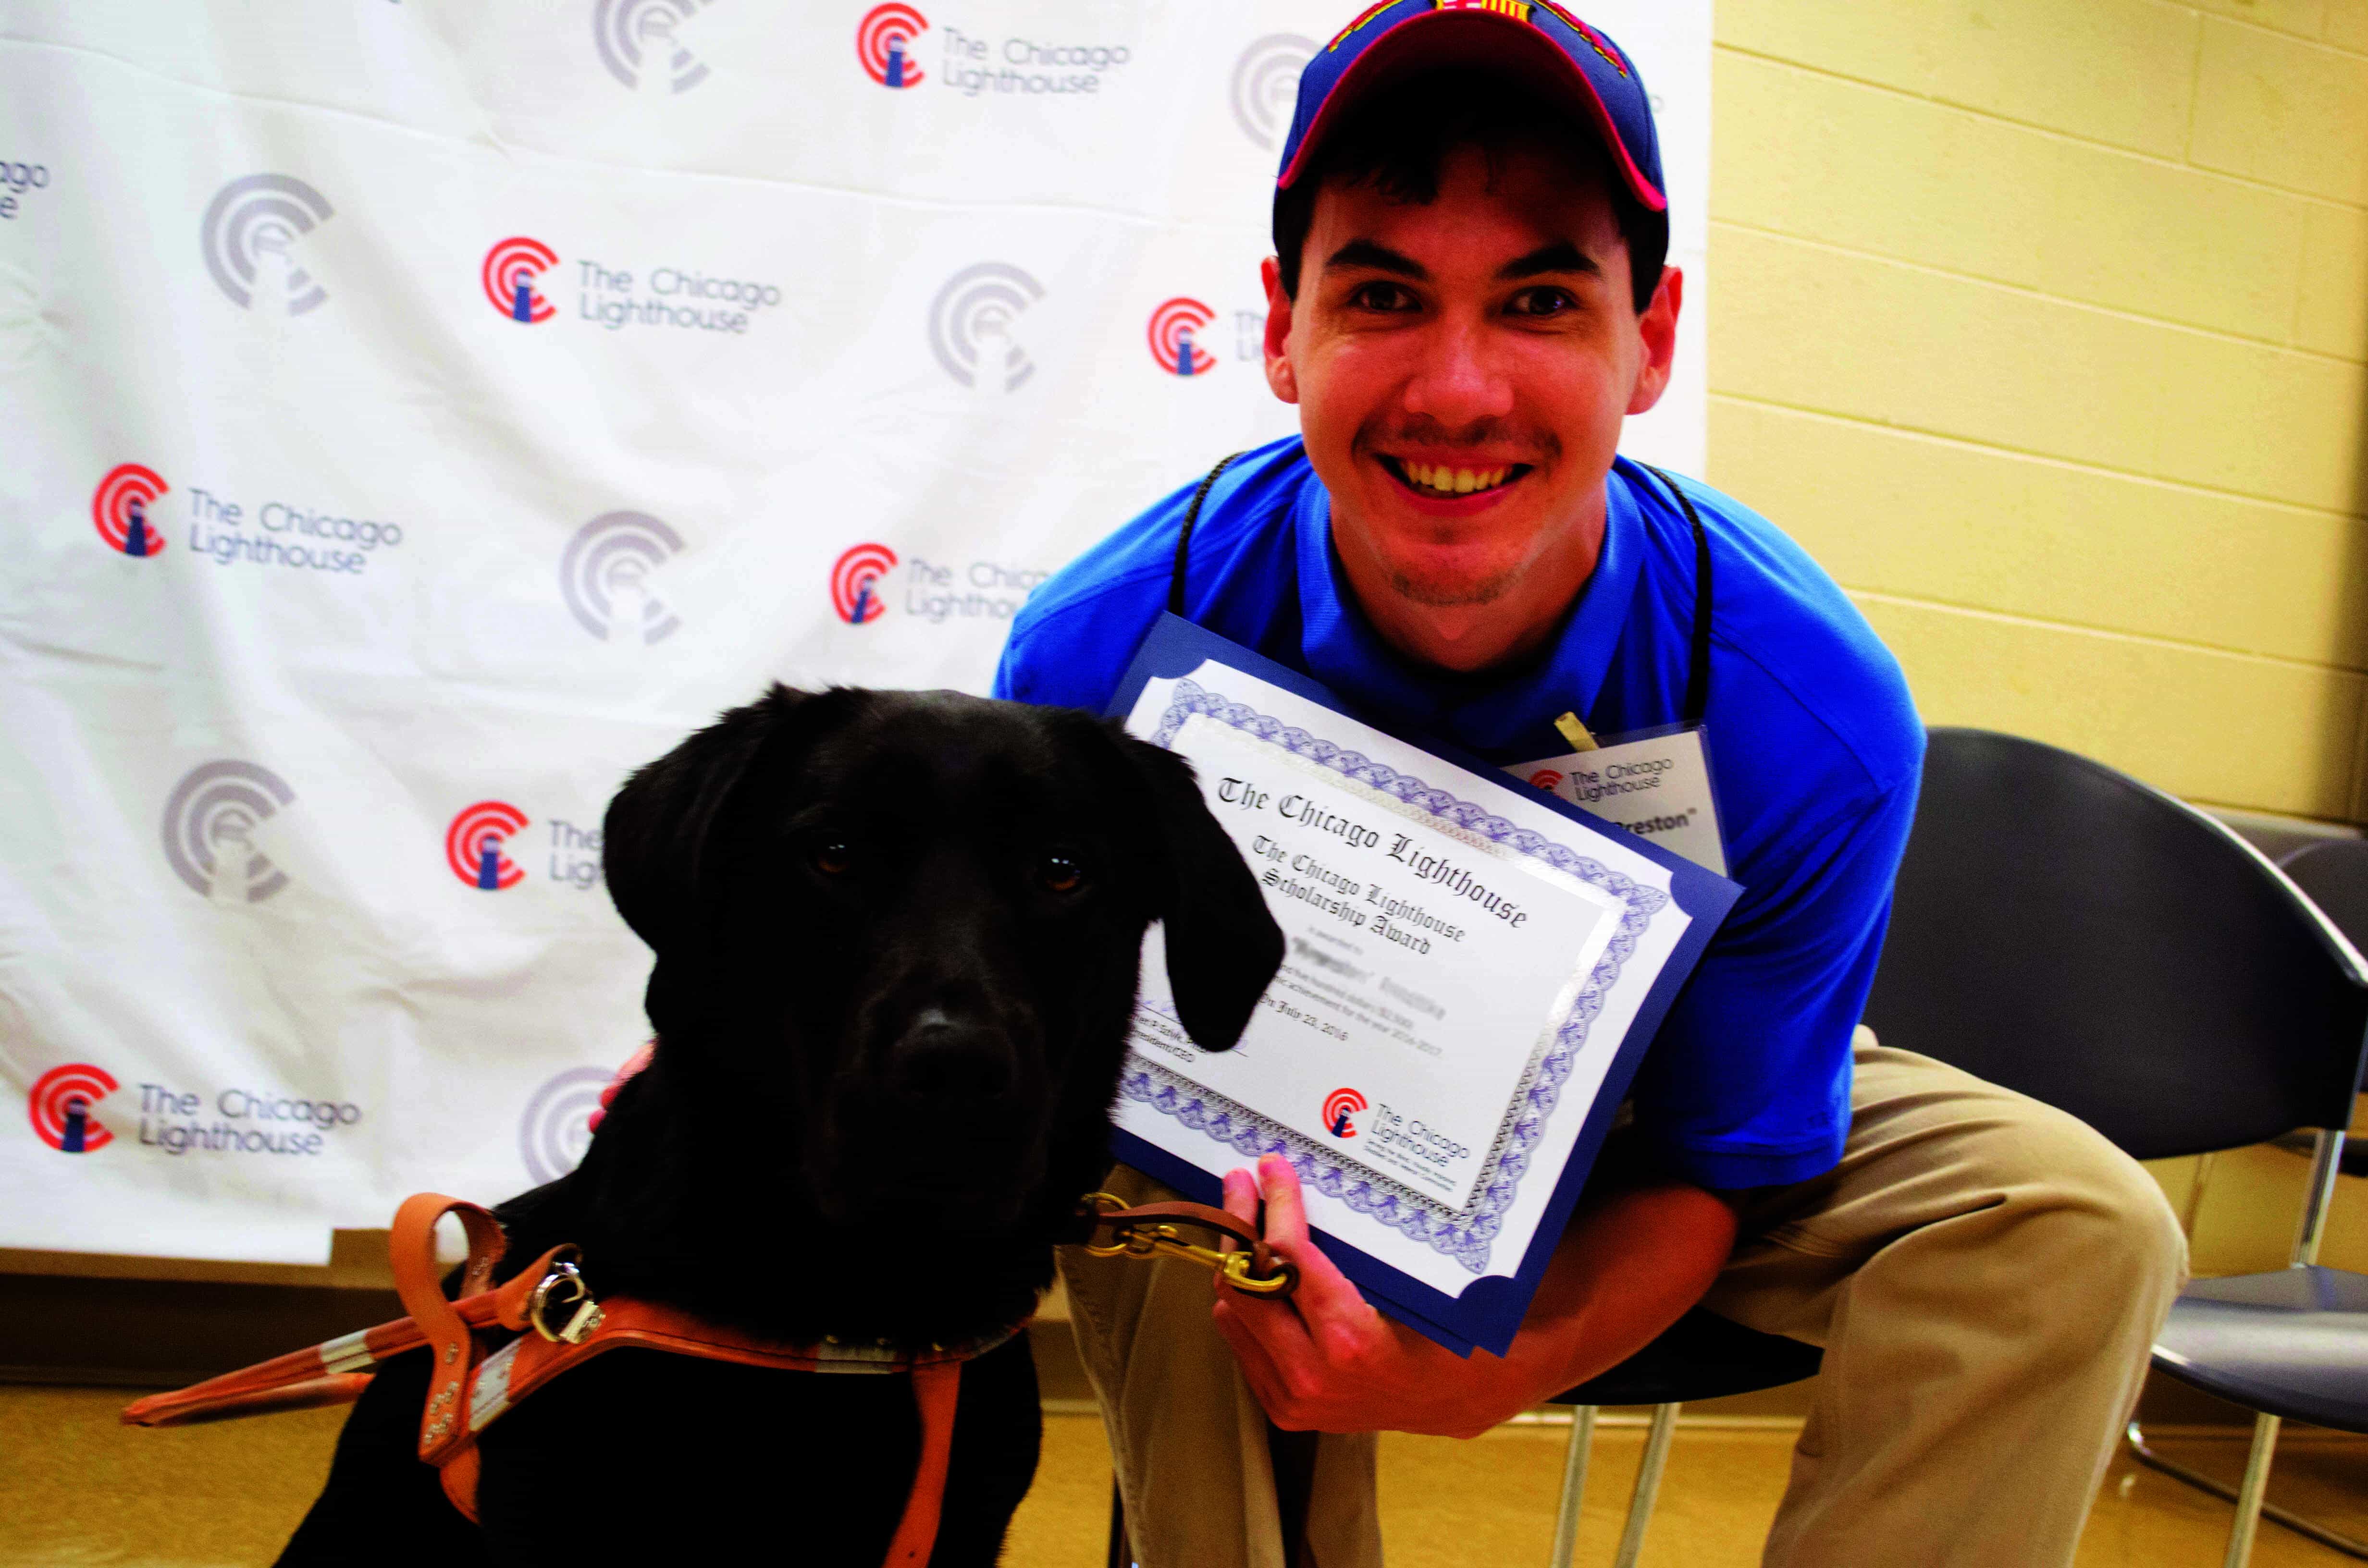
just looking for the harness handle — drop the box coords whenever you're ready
[390,1193,506,1484]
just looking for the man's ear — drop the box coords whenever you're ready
[1627,264,1682,416]
[1261,255,1299,405]
[603,684,818,958]
[1090,720,1283,1052]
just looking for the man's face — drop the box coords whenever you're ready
[1263,140,1679,669]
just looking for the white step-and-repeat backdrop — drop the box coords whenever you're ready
[0,0,1709,1263]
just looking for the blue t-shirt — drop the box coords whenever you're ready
[993,438,1923,1189]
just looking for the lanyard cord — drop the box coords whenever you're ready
[1167,452,1713,730]
[1168,450,1247,616]
[1637,462,1714,730]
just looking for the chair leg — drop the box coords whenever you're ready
[1548,1406,1597,1568]
[1610,1403,1680,1568]
[2125,1419,2368,1561]
[2223,1413,2281,1568]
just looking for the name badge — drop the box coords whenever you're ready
[1507,726,1727,876]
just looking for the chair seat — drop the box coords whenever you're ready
[1546,1306,1824,1408]
[2152,1265,2368,1434]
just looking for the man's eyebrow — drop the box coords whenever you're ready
[1496,241,1600,280]
[1324,239,1428,280]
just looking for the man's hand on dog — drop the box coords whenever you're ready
[1212,1151,1739,1440]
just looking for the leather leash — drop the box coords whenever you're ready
[1077,1192,1301,1298]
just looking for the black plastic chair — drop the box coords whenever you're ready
[1538,1308,1823,1567]
[2129,835,2368,1558]
[2272,841,2368,1178]
[1861,729,2368,1568]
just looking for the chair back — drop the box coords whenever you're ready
[2279,838,2368,954]
[1861,729,2368,1161]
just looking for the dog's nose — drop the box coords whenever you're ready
[888,1010,1014,1109]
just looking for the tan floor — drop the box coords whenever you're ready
[5,1387,2367,1566]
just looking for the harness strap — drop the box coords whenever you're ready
[883,1362,962,1568]
[124,1192,1020,1568]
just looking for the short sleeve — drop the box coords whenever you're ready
[1623,774,1920,1189]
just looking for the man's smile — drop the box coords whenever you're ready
[1376,454,1537,503]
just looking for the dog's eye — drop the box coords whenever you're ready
[1038,853,1086,895]
[813,842,854,877]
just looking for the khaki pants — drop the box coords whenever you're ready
[1061,1033,2189,1568]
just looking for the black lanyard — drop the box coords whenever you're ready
[1168,453,1713,730]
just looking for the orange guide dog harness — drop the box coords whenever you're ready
[122,1191,1293,1568]
[122,1195,1014,1568]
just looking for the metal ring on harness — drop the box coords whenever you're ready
[528,1253,606,1344]
[1078,1191,1300,1298]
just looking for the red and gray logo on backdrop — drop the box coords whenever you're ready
[483,237,559,323]
[447,801,531,890]
[858,3,928,87]
[561,512,686,643]
[928,262,1042,392]
[1148,297,1218,378]
[92,463,169,557]
[832,543,897,625]
[595,0,714,92]
[200,174,334,315]
[520,1067,618,1182]
[29,1064,118,1153]
[161,760,298,902]
[1230,35,1316,147]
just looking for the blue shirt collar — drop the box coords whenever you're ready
[1292,469,1645,759]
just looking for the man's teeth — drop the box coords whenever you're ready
[1401,461,1511,496]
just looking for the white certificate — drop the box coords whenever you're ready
[1106,618,1739,1351]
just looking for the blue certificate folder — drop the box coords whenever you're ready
[1105,615,1742,1358]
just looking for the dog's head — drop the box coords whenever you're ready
[601,686,1281,1237]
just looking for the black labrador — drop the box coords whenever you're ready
[276,685,1282,1566]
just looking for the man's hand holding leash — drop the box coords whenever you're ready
[1212,1152,1736,1440]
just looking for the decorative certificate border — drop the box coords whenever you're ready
[1124,678,1668,1274]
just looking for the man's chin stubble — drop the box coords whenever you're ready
[1386,566,1521,610]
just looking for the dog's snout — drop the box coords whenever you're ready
[888,1009,1015,1109]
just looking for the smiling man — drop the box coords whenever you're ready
[995,6,2185,1566]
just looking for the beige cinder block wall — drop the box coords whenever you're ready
[1706,0,2368,824]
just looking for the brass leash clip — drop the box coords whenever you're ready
[528,1256,605,1344]
[1078,1192,1299,1298]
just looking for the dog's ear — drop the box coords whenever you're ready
[1088,720,1283,1052]
[604,684,814,957]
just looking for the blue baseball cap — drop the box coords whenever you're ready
[1277,1,1666,215]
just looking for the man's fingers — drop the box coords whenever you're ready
[1221,1166,1259,1242]
[1251,1152,1369,1321]
[1255,1152,1308,1244]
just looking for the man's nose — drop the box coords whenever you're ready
[1401,317,1514,426]
[887,1007,1016,1110]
